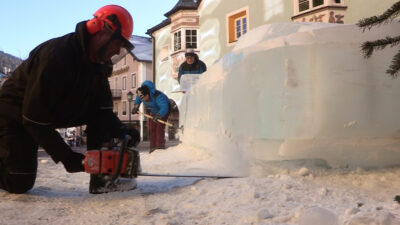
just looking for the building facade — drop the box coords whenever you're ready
[108,35,153,140]
[147,0,397,107]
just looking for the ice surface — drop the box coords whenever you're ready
[179,74,201,92]
[179,22,400,169]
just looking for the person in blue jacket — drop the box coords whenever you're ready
[178,49,207,84]
[132,81,170,152]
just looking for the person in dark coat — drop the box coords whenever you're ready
[0,5,139,194]
[132,81,170,152]
[177,49,207,84]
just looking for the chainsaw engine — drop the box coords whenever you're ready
[84,148,141,178]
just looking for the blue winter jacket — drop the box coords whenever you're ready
[134,80,170,117]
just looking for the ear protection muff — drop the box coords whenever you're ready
[86,5,133,39]
[86,17,104,35]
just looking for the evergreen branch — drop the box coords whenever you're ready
[357,1,400,30]
[361,36,400,58]
[387,49,400,78]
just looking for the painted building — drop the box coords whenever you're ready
[147,0,397,100]
[108,35,153,140]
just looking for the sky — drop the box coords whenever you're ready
[0,0,177,59]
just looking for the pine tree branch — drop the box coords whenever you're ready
[387,49,400,78]
[357,1,400,30]
[361,35,400,58]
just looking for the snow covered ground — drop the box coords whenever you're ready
[0,145,399,225]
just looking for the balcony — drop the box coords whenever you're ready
[111,89,122,99]
[292,0,347,23]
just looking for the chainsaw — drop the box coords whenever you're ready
[83,135,240,184]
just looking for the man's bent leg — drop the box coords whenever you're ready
[0,118,38,194]
[0,172,36,194]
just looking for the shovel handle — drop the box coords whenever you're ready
[138,111,174,127]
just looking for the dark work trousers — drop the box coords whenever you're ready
[0,112,111,194]
[147,111,170,149]
[0,116,38,194]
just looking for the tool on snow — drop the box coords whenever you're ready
[83,136,240,184]
[139,111,184,132]
[170,90,186,94]
[395,195,400,204]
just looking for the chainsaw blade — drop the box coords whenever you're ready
[138,172,241,179]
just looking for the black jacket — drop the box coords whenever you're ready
[0,21,123,163]
[178,54,207,83]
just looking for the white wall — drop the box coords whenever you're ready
[180,22,400,168]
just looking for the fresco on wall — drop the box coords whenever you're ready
[171,54,186,80]
[295,10,345,23]
[328,11,344,23]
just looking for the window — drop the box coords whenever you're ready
[131,73,137,88]
[227,8,249,44]
[334,0,341,3]
[299,0,309,11]
[114,77,118,89]
[313,0,323,7]
[122,102,126,115]
[122,56,126,65]
[113,103,118,115]
[174,31,181,51]
[185,30,197,49]
[298,0,326,12]
[122,76,126,90]
[235,17,247,39]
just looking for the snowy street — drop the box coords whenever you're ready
[1,145,399,225]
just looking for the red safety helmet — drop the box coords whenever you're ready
[86,5,134,63]
[86,5,133,40]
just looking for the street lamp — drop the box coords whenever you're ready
[127,91,134,127]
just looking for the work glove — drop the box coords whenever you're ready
[132,104,139,114]
[61,151,85,173]
[120,127,140,147]
[152,113,161,122]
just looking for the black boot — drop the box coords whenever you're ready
[89,174,137,194]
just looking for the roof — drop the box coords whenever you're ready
[146,19,171,35]
[129,35,152,62]
[164,0,201,17]
[146,0,202,35]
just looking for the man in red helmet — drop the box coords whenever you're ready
[0,5,139,194]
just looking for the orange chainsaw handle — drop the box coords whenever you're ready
[110,134,131,181]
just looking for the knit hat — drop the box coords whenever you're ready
[185,49,196,57]
[136,85,149,99]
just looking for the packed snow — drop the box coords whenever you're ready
[0,146,399,224]
[1,22,400,224]
[180,22,400,169]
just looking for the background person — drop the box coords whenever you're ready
[132,81,170,152]
[0,5,139,194]
[178,49,207,84]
